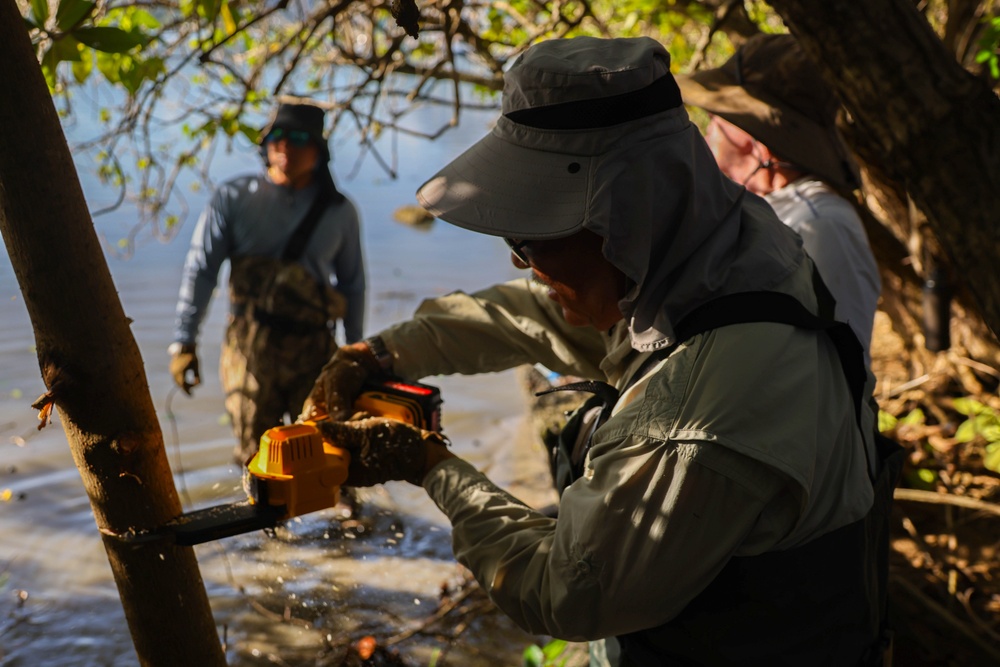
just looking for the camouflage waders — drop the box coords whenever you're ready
[223,255,347,463]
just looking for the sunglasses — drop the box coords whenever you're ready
[265,127,312,147]
[504,238,531,264]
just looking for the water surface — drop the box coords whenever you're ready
[0,108,574,665]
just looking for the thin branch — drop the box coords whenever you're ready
[895,487,1000,517]
[89,151,127,218]
[688,0,746,72]
[383,582,479,645]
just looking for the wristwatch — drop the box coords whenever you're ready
[363,336,394,373]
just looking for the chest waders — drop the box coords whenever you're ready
[223,181,347,462]
[542,283,904,667]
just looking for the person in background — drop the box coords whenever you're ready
[170,100,366,463]
[302,37,895,666]
[676,33,881,365]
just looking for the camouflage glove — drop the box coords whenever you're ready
[169,343,201,395]
[316,417,450,487]
[302,343,380,421]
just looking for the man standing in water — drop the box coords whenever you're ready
[170,100,366,463]
[304,37,897,665]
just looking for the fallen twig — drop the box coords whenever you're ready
[883,374,932,398]
[895,488,1000,517]
[247,598,313,629]
[383,582,479,645]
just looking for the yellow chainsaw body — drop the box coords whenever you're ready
[246,422,350,518]
[244,379,441,521]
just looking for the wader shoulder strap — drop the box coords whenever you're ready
[282,180,336,262]
[540,281,873,495]
[665,290,875,480]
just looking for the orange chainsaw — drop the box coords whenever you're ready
[155,378,441,546]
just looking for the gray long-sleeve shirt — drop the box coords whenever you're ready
[766,178,880,365]
[173,173,366,345]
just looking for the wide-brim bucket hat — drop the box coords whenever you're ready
[416,36,685,240]
[261,99,330,160]
[674,34,861,191]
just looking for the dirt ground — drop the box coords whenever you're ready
[868,313,1000,666]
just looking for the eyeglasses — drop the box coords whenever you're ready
[265,127,312,147]
[504,238,530,264]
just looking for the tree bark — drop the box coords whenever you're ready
[766,0,1000,343]
[0,1,226,664]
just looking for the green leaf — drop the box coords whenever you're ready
[50,35,83,62]
[40,45,60,90]
[238,122,261,145]
[542,639,568,660]
[955,418,979,443]
[56,0,95,31]
[122,8,161,30]
[31,0,49,26]
[199,0,222,20]
[96,52,122,83]
[220,0,238,35]
[898,409,925,427]
[118,56,143,94]
[951,396,983,416]
[956,413,999,442]
[522,645,544,667]
[74,26,147,53]
[878,410,897,433]
[985,442,1000,473]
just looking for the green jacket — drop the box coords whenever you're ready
[380,259,876,659]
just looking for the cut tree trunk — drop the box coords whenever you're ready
[0,1,226,664]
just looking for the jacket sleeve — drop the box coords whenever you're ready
[423,437,790,640]
[173,188,232,345]
[378,279,609,381]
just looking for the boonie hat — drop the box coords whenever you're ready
[674,33,860,190]
[416,36,683,240]
[261,100,328,152]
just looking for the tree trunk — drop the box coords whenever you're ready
[767,0,1000,343]
[0,1,226,664]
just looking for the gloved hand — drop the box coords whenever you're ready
[169,343,201,395]
[316,417,451,487]
[301,343,380,421]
